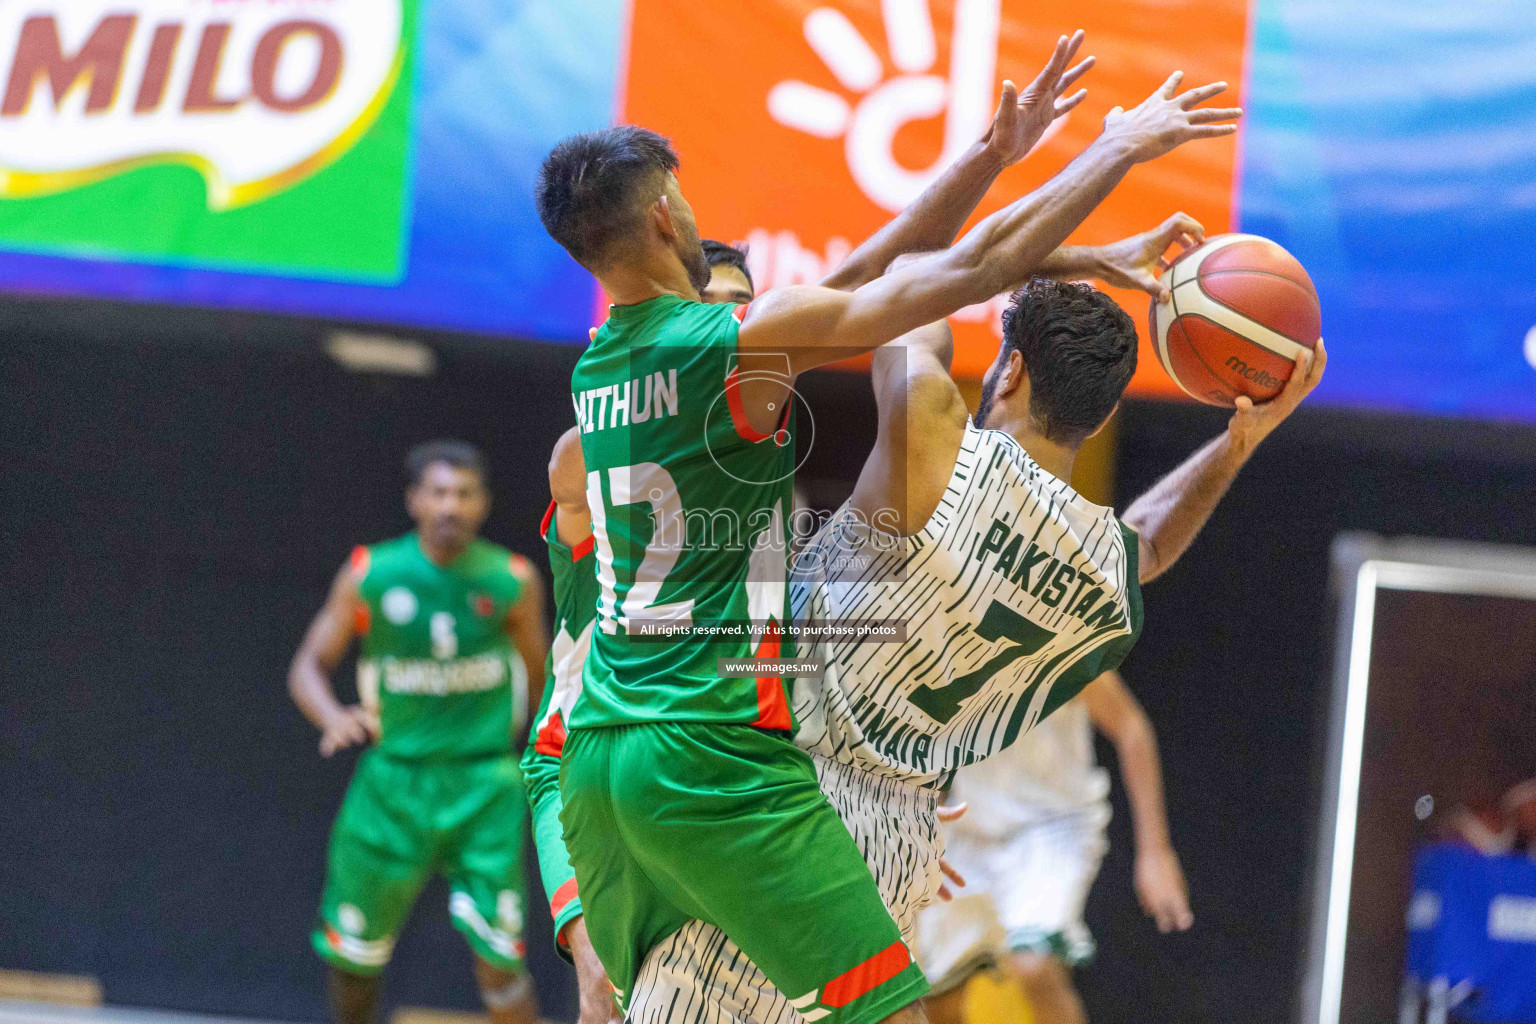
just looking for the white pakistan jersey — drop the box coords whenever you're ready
[790,419,1143,790]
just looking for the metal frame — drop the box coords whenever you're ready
[1302,534,1536,1024]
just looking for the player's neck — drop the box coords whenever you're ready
[995,414,1078,486]
[597,255,699,308]
[416,534,470,568]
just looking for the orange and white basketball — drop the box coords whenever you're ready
[1150,233,1322,407]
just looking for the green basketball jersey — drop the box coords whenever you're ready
[523,502,600,782]
[354,533,529,760]
[570,295,796,729]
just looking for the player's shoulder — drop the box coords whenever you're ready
[354,532,413,570]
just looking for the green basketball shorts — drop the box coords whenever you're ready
[529,769,583,957]
[558,722,929,1024]
[312,750,529,974]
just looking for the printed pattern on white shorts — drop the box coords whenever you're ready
[791,420,1140,790]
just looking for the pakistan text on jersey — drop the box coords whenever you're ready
[976,518,1128,631]
[573,369,680,433]
[374,653,507,695]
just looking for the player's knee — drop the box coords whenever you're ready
[477,965,533,1013]
[1006,952,1068,996]
[876,999,931,1024]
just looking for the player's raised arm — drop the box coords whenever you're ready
[1122,339,1328,583]
[822,31,1094,292]
[288,556,378,757]
[740,72,1242,376]
[847,318,969,535]
[548,426,592,548]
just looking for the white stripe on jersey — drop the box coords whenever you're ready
[790,419,1139,788]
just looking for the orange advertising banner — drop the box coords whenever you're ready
[620,0,1249,392]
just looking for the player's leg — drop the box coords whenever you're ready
[629,920,931,1024]
[528,760,617,1024]
[994,810,1109,1024]
[558,725,693,1013]
[474,957,539,1024]
[327,966,381,1024]
[1002,954,1084,1024]
[610,723,930,1024]
[439,756,538,1024]
[920,985,967,1024]
[312,752,433,1024]
[913,825,1007,1024]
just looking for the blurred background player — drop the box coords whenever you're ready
[916,668,1192,1024]
[287,441,548,1024]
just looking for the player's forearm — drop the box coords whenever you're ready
[822,141,1005,292]
[1113,715,1175,853]
[944,134,1139,305]
[1034,245,1109,281]
[1122,431,1249,583]
[288,657,347,730]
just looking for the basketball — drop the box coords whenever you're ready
[1150,233,1322,407]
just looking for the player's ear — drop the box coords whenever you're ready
[997,349,1026,398]
[653,193,677,242]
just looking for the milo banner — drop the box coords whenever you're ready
[0,0,414,281]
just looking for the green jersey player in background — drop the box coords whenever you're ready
[535,33,1242,1024]
[288,441,549,1024]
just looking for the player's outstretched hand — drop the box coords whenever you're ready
[319,704,379,757]
[1134,845,1194,933]
[1102,71,1242,164]
[1094,213,1206,303]
[982,30,1094,167]
[1227,338,1328,455]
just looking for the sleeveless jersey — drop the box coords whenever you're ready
[524,501,600,779]
[354,533,530,760]
[946,696,1110,839]
[570,295,796,729]
[790,420,1142,788]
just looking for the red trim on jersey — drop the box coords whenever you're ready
[349,545,370,576]
[571,534,595,562]
[510,553,532,574]
[724,367,773,443]
[550,878,579,920]
[353,603,371,637]
[534,710,568,758]
[539,500,557,541]
[821,940,913,1008]
[750,621,792,731]
[731,301,751,324]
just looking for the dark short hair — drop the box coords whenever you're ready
[535,126,680,269]
[702,239,753,291]
[406,440,488,488]
[1001,279,1137,445]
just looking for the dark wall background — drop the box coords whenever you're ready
[4,299,1536,1023]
